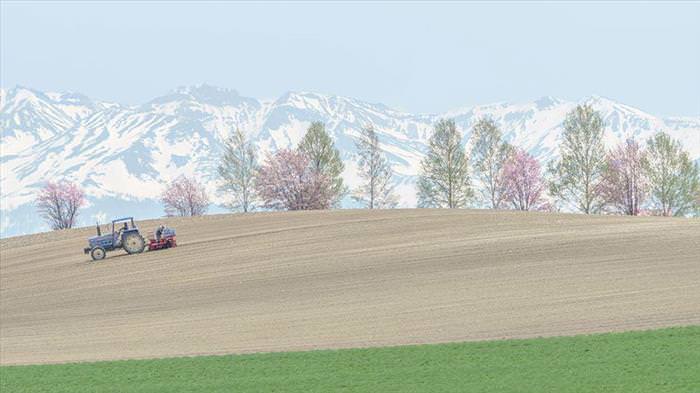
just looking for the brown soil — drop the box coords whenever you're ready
[1,209,698,365]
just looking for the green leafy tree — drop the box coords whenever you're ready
[643,132,700,216]
[353,124,398,209]
[417,119,472,208]
[217,128,258,212]
[548,105,607,213]
[470,118,513,209]
[299,121,347,207]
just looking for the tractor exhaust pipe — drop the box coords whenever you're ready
[96,222,101,236]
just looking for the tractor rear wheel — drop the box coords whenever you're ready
[90,247,106,261]
[123,233,145,254]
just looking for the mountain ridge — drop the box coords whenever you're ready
[1,84,699,237]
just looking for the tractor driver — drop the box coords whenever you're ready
[115,222,128,246]
[155,224,165,242]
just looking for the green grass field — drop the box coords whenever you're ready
[2,326,699,393]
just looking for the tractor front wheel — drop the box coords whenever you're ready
[90,247,106,261]
[123,233,145,254]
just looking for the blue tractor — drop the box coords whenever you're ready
[83,217,146,261]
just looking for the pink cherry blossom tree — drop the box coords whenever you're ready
[599,138,647,215]
[255,149,333,210]
[36,180,86,230]
[502,148,549,211]
[161,175,210,216]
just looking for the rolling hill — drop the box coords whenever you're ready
[1,209,698,365]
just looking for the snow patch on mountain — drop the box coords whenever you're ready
[1,84,699,237]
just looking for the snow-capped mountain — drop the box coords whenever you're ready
[1,85,699,237]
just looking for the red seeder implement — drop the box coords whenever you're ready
[148,234,177,251]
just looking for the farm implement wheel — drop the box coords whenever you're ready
[123,233,145,254]
[90,247,106,261]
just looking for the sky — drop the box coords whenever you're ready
[1,1,699,116]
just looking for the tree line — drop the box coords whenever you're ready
[36,104,700,229]
[214,121,397,212]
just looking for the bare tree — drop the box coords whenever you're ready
[353,124,398,209]
[161,175,210,216]
[470,118,513,209]
[218,128,258,212]
[36,180,86,230]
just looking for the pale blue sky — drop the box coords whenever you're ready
[2,1,699,116]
